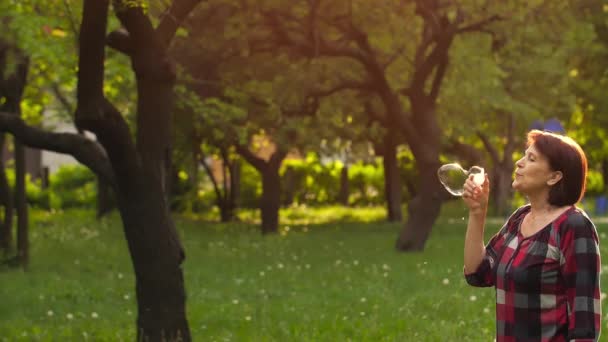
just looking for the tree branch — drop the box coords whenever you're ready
[156,0,205,49]
[235,144,266,172]
[0,111,115,187]
[309,79,373,98]
[198,150,223,206]
[429,54,448,102]
[457,15,503,34]
[477,131,499,164]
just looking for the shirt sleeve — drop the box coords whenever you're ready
[560,212,601,342]
[464,225,506,287]
[464,208,524,288]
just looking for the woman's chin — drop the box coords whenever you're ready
[512,181,520,190]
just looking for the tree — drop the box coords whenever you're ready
[0,41,29,265]
[0,0,203,339]
[242,0,504,250]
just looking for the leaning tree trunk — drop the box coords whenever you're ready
[260,167,281,234]
[112,170,189,340]
[73,0,197,339]
[0,134,13,255]
[383,131,402,222]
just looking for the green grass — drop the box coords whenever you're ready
[1,206,607,341]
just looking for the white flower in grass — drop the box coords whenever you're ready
[353,260,359,266]
[383,272,389,278]
[483,307,490,314]
[91,312,99,319]
[66,313,74,320]
[124,294,130,300]
[601,292,607,301]
[127,310,132,316]
[360,297,367,303]
[360,311,366,316]
[117,273,124,279]
[232,299,239,305]
[469,295,477,302]
[442,278,450,285]
[245,316,251,321]
[277,263,284,269]
[47,310,54,317]
[259,271,265,277]
[305,264,311,269]
[382,264,390,270]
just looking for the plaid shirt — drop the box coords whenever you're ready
[465,205,601,341]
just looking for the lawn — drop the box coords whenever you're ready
[1,205,607,341]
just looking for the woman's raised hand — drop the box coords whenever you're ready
[462,174,490,216]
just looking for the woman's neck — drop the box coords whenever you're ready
[526,192,556,215]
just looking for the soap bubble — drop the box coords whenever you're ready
[437,163,484,196]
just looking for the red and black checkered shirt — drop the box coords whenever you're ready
[465,205,601,342]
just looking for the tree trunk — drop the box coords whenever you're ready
[113,174,189,341]
[395,160,443,251]
[260,167,281,234]
[0,134,13,255]
[14,140,28,268]
[230,161,241,210]
[338,164,349,206]
[282,165,296,206]
[492,162,514,216]
[96,176,115,218]
[383,132,402,221]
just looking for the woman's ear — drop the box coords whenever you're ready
[547,170,563,186]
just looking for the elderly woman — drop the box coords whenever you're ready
[463,130,601,341]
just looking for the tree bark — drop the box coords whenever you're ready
[395,159,443,251]
[492,162,514,216]
[260,167,281,234]
[96,176,115,218]
[230,160,241,210]
[236,145,286,234]
[382,131,402,222]
[338,164,350,206]
[0,47,30,266]
[75,1,199,339]
[283,165,296,206]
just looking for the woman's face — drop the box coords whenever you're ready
[512,144,561,195]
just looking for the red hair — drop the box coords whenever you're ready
[527,130,588,205]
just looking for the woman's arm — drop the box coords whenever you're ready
[463,174,490,274]
[561,213,601,341]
